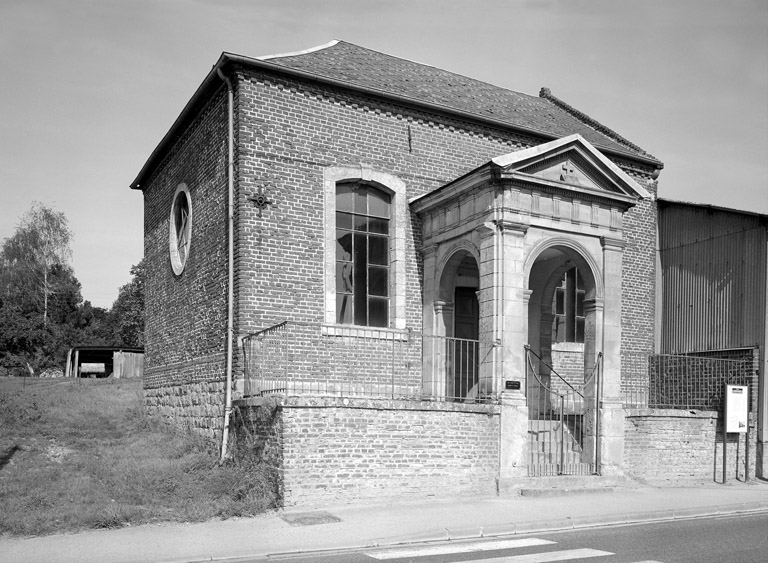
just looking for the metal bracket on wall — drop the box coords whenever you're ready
[248,186,274,217]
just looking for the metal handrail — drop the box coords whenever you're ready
[240,321,491,403]
[524,345,584,399]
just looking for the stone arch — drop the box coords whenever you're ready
[524,236,603,301]
[436,241,481,305]
[525,238,604,417]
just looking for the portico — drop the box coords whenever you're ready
[412,134,650,478]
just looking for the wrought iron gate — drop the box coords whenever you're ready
[525,346,601,476]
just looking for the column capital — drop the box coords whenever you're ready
[583,297,604,314]
[522,288,533,305]
[420,244,438,258]
[434,300,454,314]
[600,236,626,251]
[474,222,496,240]
[496,219,529,235]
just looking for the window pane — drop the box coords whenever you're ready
[337,294,353,324]
[553,315,565,342]
[555,290,565,315]
[368,297,388,327]
[175,197,188,233]
[336,262,353,293]
[353,215,368,231]
[576,291,585,317]
[368,189,390,218]
[368,217,389,235]
[576,318,585,343]
[369,235,388,265]
[354,185,367,215]
[336,230,353,261]
[368,266,388,296]
[354,233,367,325]
[336,211,352,230]
[336,184,355,212]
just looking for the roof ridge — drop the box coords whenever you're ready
[256,40,340,61]
[538,87,655,159]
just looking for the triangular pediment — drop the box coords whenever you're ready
[519,153,608,192]
[410,134,648,214]
[491,134,650,200]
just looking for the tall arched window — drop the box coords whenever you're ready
[335,181,390,327]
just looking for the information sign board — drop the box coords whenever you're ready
[725,385,748,433]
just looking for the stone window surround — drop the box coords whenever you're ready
[169,183,192,275]
[323,166,407,330]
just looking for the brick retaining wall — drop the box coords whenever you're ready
[624,408,757,482]
[234,396,499,507]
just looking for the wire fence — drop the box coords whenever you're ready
[622,352,758,411]
[241,321,494,403]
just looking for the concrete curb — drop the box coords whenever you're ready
[240,503,768,563]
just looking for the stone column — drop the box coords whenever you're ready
[599,236,626,476]
[420,245,440,398]
[499,221,529,386]
[583,298,604,466]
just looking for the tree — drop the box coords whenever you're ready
[110,259,145,347]
[1,203,73,325]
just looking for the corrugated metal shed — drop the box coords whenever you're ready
[658,200,767,354]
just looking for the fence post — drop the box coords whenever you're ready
[559,394,565,475]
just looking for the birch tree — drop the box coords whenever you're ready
[1,203,73,325]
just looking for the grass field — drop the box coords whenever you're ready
[0,377,276,537]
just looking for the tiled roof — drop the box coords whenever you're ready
[259,40,659,164]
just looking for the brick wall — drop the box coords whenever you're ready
[624,408,757,482]
[140,87,229,439]
[234,396,499,507]
[551,344,585,387]
[139,65,660,437]
[620,180,657,361]
[230,67,659,369]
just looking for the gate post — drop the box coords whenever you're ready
[498,387,529,488]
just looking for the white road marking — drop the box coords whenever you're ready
[468,548,613,562]
[365,538,555,559]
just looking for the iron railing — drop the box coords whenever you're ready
[241,321,494,403]
[622,352,757,411]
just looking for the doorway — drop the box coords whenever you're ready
[454,287,479,400]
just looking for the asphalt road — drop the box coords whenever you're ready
[261,512,768,563]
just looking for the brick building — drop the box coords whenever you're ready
[131,41,765,505]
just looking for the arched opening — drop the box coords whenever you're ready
[436,250,480,401]
[525,243,602,475]
[527,245,599,385]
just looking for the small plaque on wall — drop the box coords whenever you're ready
[505,380,521,390]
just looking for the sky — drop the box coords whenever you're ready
[1,0,766,308]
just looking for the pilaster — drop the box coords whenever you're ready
[599,236,626,476]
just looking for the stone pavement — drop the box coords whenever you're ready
[3,480,768,563]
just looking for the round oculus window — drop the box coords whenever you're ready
[169,184,192,275]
